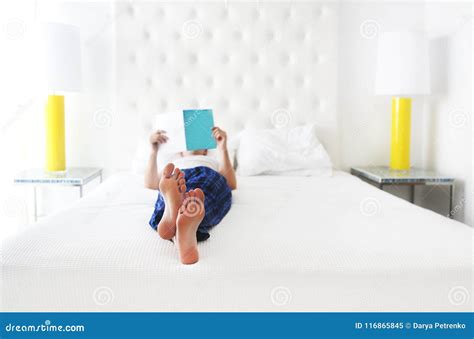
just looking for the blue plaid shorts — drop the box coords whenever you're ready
[149,166,232,241]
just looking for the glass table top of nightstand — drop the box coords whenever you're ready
[350,166,454,185]
[14,167,102,186]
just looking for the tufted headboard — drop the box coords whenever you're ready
[115,0,340,168]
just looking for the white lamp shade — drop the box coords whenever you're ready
[38,23,82,92]
[375,31,430,96]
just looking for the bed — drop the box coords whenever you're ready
[2,1,472,313]
[2,171,472,312]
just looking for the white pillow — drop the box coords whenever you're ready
[132,135,238,174]
[236,124,332,176]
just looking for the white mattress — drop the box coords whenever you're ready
[2,172,473,311]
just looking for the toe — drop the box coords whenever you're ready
[162,163,175,178]
[189,190,195,198]
[173,168,181,179]
[179,184,187,193]
[194,188,205,202]
[178,178,185,186]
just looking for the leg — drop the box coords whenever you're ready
[157,163,186,240]
[448,185,454,219]
[33,186,38,222]
[410,185,415,204]
[176,189,205,265]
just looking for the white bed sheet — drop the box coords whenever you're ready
[2,172,472,311]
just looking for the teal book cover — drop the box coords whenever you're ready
[183,109,217,151]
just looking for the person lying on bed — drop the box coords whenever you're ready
[144,127,237,265]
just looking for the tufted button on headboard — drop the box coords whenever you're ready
[115,1,339,169]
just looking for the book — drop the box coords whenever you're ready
[155,109,217,153]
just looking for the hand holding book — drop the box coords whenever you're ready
[155,109,217,153]
[149,130,168,152]
[212,127,227,151]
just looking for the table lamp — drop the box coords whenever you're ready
[38,23,82,173]
[375,31,430,170]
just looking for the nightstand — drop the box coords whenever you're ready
[350,166,455,218]
[14,167,103,222]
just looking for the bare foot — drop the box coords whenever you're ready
[176,189,205,264]
[157,163,186,240]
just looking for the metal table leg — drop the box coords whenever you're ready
[448,185,454,219]
[33,186,37,222]
[410,185,415,204]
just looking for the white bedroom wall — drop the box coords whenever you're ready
[338,1,473,225]
[421,2,473,225]
[0,0,38,238]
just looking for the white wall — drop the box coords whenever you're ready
[338,1,472,225]
[421,2,473,225]
[0,0,38,237]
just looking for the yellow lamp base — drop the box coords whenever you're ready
[390,97,411,170]
[45,95,66,172]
